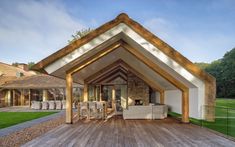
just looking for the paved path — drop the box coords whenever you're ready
[0,111,65,137]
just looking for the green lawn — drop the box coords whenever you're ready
[168,98,235,137]
[0,112,57,129]
[216,98,235,108]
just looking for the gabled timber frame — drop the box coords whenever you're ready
[33,14,215,108]
[84,60,165,105]
[84,60,128,83]
[90,68,127,84]
[33,13,216,124]
[65,40,189,123]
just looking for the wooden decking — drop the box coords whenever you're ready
[23,117,235,147]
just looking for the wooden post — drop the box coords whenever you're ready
[43,89,49,101]
[29,89,31,107]
[63,88,65,100]
[20,89,25,106]
[127,71,129,109]
[77,102,80,120]
[100,85,102,101]
[94,85,98,101]
[4,90,11,106]
[12,90,16,106]
[66,73,73,124]
[182,90,189,123]
[83,83,88,102]
[112,86,116,111]
[103,102,107,119]
[160,91,164,104]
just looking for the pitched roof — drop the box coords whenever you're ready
[0,62,36,85]
[0,74,82,89]
[32,13,214,84]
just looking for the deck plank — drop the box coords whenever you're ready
[22,118,235,147]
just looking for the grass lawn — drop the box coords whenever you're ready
[0,112,57,129]
[216,98,235,108]
[168,98,235,138]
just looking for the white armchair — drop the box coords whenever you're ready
[41,101,49,110]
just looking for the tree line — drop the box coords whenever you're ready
[195,48,235,98]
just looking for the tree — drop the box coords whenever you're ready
[68,28,93,44]
[219,48,235,97]
[12,62,19,67]
[195,62,210,70]
[198,48,235,98]
[205,60,223,97]
[28,62,35,70]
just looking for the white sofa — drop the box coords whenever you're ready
[123,104,168,120]
[152,105,168,119]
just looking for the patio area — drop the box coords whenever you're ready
[22,117,235,147]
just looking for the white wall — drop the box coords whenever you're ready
[165,90,182,114]
[165,88,201,119]
[189,88,200,119]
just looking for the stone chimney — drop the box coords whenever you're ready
[17,63,28,71]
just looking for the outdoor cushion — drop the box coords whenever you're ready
[80,102,88,110]
[48,101,55,109]
[78,102,89,119]
[31,101,35,109]
[96,101,106,119]
[96,102,104,110]
[41,101,49,110]
[62,100,66,109]
[55,101,62,110]
[88,102,96,110]
[31,101,42,110]
[73,102,77,109]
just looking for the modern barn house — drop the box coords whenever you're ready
[32,13,216,124]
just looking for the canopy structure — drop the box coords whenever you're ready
[33,13,216,123]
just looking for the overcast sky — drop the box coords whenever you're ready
[0,0,235,64]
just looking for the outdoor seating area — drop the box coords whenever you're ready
[78,101,107,120]
[31,100,67,110]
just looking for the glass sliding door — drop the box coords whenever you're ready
[102,85,113,108]
[94,84,127,114]
[115,85,127,113]
[115,85,122,112]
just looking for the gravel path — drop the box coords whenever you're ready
[0,115,65,147]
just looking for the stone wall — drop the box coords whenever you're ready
[128,72,149,106]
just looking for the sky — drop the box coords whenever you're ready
[0,0,235,64]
